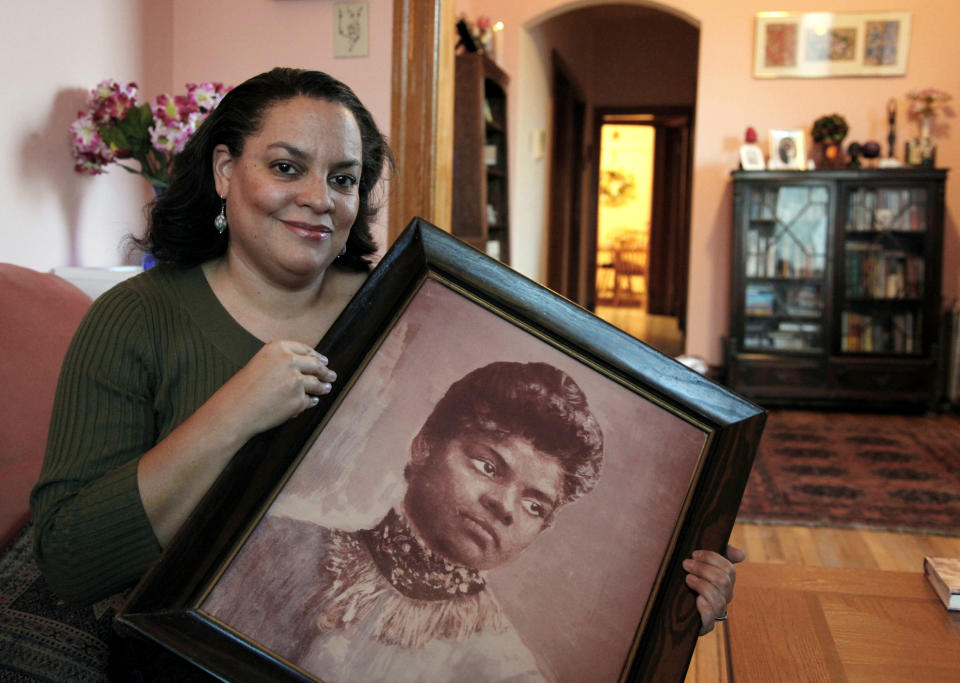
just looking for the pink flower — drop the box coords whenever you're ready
[69,112,115,175]
[71,77,231,187]
[151,94,181,125]
[88,79,139,124]
[149,111,205,154]
[187,82,229,112]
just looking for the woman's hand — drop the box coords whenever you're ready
[683,545,746,635]
[138,340,336,546]
[218,340,336,439]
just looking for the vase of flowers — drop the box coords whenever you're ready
[70,79,230,191]
[905,87,952,167]
[811,114,849,169]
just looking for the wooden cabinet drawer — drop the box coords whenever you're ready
[829,362,933,393]
[731,359,828,390]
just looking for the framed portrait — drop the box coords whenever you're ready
[739,144,766,171]
[768,129,806,170]
[115,219,765,682]
[753,11,911,78]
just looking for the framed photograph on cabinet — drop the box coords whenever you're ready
[115,219,765,682]
[768,129,806,170]
[739,144,766,171]
[753,11,911,78]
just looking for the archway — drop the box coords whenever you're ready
[528,3,700,351]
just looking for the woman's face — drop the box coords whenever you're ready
[212,96,362,287]
[404,431,565,571]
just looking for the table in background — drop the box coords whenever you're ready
[726,563,960,681]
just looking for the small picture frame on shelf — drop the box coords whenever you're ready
[739,144,766,170]
[768,129,806,170]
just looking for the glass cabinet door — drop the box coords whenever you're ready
[840,185,928,354]
[741,184,829,352]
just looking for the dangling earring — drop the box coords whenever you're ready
[214,197,228,234]
[338,245,347,258]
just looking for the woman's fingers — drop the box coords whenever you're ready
[725,544,746,564]
[224,342,340,429]
[683,548,740,635]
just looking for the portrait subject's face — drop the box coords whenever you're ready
[404,432,565,571]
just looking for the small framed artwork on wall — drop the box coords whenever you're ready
[334,2,368,58]
[753,11,911,78]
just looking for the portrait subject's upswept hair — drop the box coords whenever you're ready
[136,67,394,270]
[412,361,605,505]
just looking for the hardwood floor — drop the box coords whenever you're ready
[683,522,960,682]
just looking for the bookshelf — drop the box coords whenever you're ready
[726,168,947,408]
[452,53,510,263]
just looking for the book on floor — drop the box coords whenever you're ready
[923,556,960,611]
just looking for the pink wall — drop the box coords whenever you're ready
[170,0,395,245]
[0,1,174,270]
[169,0,392,125]
[462,0,959,364]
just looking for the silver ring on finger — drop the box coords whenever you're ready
[308,395,320,408]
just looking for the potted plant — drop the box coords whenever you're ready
[70,79,230,191]
[811,114,849,168]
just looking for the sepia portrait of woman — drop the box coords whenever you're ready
[204,361,604,682]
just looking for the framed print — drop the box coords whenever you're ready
[739,144,766,171]
[768,129,806,170]
[753,11,911,78]
[116,219,766,682]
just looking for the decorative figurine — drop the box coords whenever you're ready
[879,98,903,167]
[887,98,897,157]
[861,140,881,167]
[847,141,863,168]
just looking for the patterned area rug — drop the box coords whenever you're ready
[737,410,960,536]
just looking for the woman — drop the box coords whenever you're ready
[31,67,739,638]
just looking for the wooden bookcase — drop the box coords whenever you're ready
[452,53,510,263]
[725,168,947,409]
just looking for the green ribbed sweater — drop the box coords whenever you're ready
[30,264,264,604]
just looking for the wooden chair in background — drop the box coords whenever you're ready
[613,244,647,306]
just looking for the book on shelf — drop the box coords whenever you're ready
[745,284,776,316]
[923,556,960,611]
[845,243,923,299]
[840,310,918,353]
[846,187,927,232]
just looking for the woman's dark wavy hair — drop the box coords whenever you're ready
[135,67,394,271]
[410,362,604,506]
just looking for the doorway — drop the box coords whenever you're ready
[594,122,655,311]
[589,108,694,357]
[536,5,699,356]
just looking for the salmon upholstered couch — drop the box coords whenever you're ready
[0,263,92,550]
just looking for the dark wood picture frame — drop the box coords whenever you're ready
[115,218,765,682]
